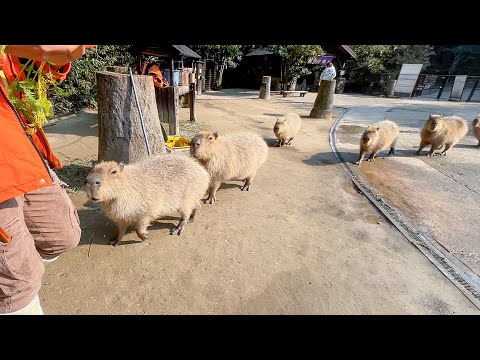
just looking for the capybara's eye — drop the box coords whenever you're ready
[111,170,117,175]
[96,181,101,185]
[208,137,213,140]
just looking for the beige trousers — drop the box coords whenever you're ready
[0,169,81,313]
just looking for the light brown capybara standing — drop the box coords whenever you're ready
[273,113,302,147]
[472,116,480,148]
[416,114,468,156]
[84,154,210,246]
[190,131,268,204]
[355,120,400,165]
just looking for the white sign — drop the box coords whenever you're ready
[394,64,423,97]
[450,75,467,101]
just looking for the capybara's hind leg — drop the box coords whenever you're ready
[205,181,221,204]
[170,210,192,236]
[110,220,129,246]
[286,137,293,145]
[275,139,282,147]
[388,147,395,155]
[241,176,254,191]
[416,140,429,155]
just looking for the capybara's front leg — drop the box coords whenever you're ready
[427,144,438,156]
[286,137,293,145]
[135,218,151,241]
[170,209,192,236]
[388,147,395,155]
[275,139,282,147]
[110,220,129,246]
[416,140,429,155]
[366,151,379,162]
[241,176,253,191]
[439,143,453,156]
[355,151,366,165]
[188,205,200,223]
[205,181,221,204]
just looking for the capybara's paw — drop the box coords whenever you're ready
[170,225,184,236]
[136,231,149,241]
[475,144,480,148]
[354,161,361,165]
[366,158,375,162]
[109,236,120,247]
[205,196,216,204]
[241,184,250,191]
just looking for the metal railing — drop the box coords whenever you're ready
[410,74,480,102]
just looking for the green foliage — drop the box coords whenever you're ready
[52,45,137,115]
[346,45,435,91]
[268,45,323,88]
[188,45,244,68]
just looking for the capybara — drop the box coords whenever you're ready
[273,113,302,147]
[84,155,210,246]
[473,117,480,148]
[190,131,268,204]
[416,114,468,156]
[355,120,400,165]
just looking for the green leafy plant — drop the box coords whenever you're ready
[0,45,67,131]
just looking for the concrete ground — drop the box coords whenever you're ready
[39,89,479,314]
[334,94,480,278]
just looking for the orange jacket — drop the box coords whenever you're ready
[0,54,71,203]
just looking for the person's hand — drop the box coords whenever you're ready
[4,45,95,66]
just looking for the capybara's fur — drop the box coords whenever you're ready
[416,114,468,156]
[355,120,400,165]
[190,131,268,204]
[273,113,302,147]
[473,117,480,148]
[84,155,210,246]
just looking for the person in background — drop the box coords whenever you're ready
[0,45,95,315]
[319,62,337,84]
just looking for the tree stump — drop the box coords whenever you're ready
[259,76,271,99]
[310,79,336,120]
[96,69,166,165]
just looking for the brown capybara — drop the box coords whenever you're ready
[273,113,302,147]
[84,154,210,246]
[416,114,468,156]
[473,117,480,148]
[355,120,400,165]
[190,131,268,204]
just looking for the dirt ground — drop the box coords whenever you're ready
[41,90,479,314]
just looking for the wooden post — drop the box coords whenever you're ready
[170,58,175,86]
[259,76,271,99]
[170,86,180,135]
[190,83,196,122]
[196,61,202,96]
[96,69,166,164]
[309,79,336,120]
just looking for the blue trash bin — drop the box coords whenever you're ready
[163,70,180,86]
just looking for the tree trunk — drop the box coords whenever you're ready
[310,79,336,120]
[259,76,271,99]
[288,76,298,91]
[214,61,226,90]
[96,69,166,165]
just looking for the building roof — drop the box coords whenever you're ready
[136,45,201,59]
[340,45,357,60]
[245,49,274,56]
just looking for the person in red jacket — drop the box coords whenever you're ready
[0,45,93,315]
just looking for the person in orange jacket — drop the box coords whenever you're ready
[0,45,94,315]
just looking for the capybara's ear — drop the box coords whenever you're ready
[119,162,125,171]
[91,159,100,167]
[377,127,380,131]
[213,132,219,139]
